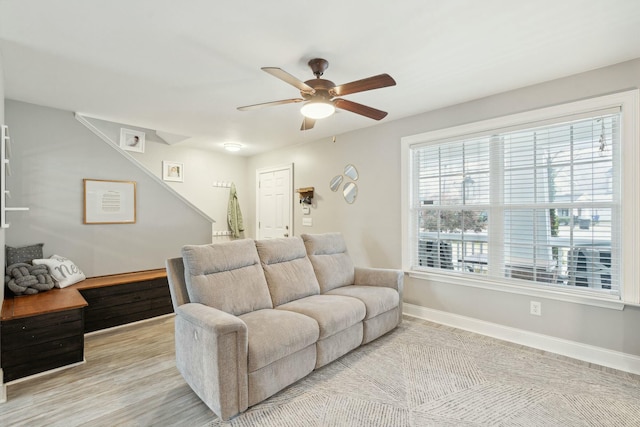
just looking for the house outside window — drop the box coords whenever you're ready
[402,91,640,306]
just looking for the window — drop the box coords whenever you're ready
[402,91,640,305]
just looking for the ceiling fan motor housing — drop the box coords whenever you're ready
[302,78,335,100]
[308,58,329,78]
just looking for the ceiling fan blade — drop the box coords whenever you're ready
[334,98,388,120]
[262,67,315,94]
[237,98,304,111]
[300,117,316,131]
[330,74,396,97]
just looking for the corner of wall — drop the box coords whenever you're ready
[4,100,213,276]
[0,46,6,396]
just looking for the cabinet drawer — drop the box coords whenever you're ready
[84,296,172,332]
[2,334,84,369]
[2,336,84,382]
[80,278,168,300]
[86,295,171,319]
[1,318,84,351]
[1,308,83,335]
[81,285,170,309]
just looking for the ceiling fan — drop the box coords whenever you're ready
[237,58,396,131]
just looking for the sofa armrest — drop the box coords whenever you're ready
[354,267,403,291]
[174,303,249,420]
[354,267,404,324]
[177,302,247,334]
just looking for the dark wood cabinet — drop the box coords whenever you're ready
[1,289,87,382]
[1,269,172,382]
[79,277,173,332]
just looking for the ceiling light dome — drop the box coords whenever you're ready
[300,100,335,119]
[223,143,242,152]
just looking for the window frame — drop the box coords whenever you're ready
[401,90,640,308]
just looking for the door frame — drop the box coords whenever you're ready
[255,163,294,240]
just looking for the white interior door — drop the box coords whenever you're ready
[256,164,293,239]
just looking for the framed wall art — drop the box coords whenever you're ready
[83,179,136,224]
[162,160,184,182]
[119,128,145,153]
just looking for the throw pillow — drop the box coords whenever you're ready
[6,243,44,266]
[32,255,86,288]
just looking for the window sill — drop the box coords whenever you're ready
[407,270,626,311]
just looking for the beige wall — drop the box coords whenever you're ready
[248,58,640,357]
[4,100,213,277]
[133,142,248,235]
[247,124,402,267]
[79,116,248,235]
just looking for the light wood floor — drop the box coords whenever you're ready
[0,315,214,427]
[3,315,638,427]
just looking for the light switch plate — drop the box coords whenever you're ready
[302,217,313,227]
[302,206,310,215]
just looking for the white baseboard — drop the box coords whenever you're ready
[0,369,5,403]
[84,313,174,337]
[2,359,86,388]
[404,303,640,376]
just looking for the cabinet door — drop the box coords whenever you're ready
[1,308,85,382]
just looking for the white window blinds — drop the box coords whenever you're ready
[409,109,621,298]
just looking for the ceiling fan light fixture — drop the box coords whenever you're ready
[223,143,242,152]
[300,100,335,119]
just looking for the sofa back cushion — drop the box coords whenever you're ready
[301,233,355,293]
[255,236,320,306]
[182,239,273,316]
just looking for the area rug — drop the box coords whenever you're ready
[206,318,640,426]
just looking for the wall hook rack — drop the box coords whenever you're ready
[296,187,314,205]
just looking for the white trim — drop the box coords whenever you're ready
[74,114,215,224]
[404,303,640,375]
[84,313,175,337]
[0,369,5,403]
[400,134,411,271]
[1,359,86,386]
[620,90,640,303]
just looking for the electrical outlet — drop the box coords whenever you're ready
[530,301,542,316]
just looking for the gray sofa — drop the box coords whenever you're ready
[165,232,403,420]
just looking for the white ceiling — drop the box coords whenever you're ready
[1,0,640,156]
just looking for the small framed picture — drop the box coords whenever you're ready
[119,128,145,153]
[163,161,184,182]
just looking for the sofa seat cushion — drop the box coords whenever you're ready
[326,285,399,320]
[239,309,319,372]
[277,295,365,340]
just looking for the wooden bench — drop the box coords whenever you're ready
[1,268,172,382]
[69,269,172,332]
[1,289,88,382]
